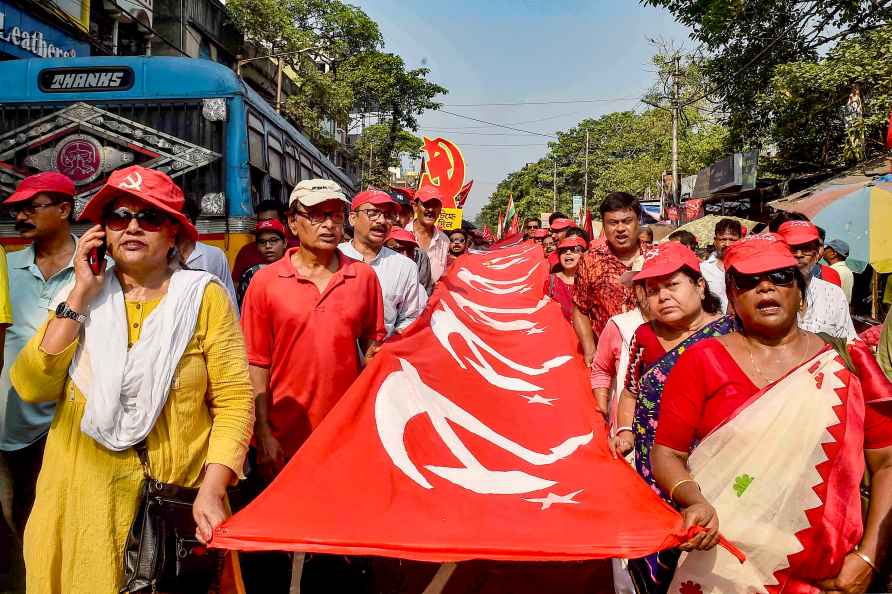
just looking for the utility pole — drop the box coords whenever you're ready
[671,54,681,223]
[552,158,557,212]
[583,129,590,211]
[275,57,284,113]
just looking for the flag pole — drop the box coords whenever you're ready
[422,562,458,594]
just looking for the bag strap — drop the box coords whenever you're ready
[134,440,153,481]
[817,332,856,373]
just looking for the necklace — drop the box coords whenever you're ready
[744,331,808,384]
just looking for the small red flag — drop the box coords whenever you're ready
[482,225,494,243]
[583,209,593,239]
[456,181,474,208]
[886,108,892,149]
[508,213,519,235]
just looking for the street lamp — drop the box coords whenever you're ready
[235,45,324,113]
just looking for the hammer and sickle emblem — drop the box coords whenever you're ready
[418,137,465,208]
[118,171,143,191]
[375,358,593,495]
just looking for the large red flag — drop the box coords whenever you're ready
[213,243,733,562]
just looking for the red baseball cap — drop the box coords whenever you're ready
[79,165,198,242]
[633,241,701,282]
[550,218,574,231]
[254,218,286,238]
[777,220,820,246]
[724,233,798,275]
[557,236,587,250]
[531,228,550,239]
[5,171,75,204]
[387,227,418,246]
[415,186,444,204]
[352,189,395,210]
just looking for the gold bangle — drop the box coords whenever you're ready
[853,548,878,573]
[668,478,699,503]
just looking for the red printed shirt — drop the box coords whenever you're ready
[241,248,385,457]
[572,242,640,338]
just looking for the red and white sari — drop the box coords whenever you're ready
[667,343,892,594]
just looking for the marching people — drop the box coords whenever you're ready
[0,172,72,591]
[699,218,743,313]
[523,216,541,240]
[549,216,574,244]
[237,218,288,307]
[769,212,842,288]
[545,235,588,322]
[390,191,434,295]
[572,192,648,367]
[239,179,385,592]
[609,241,731,592]
[542,234,556,256]
[178,197,239,305]
[651,234,892,593]
[231,198,298,285]
[638,226,654,248]
[666,229,699,252]
[339,189,427,337]
[406,186,450,284]
[777,220,856,339]
[9,165,254,593]
[447,228,470,264]
[824,238,855,304]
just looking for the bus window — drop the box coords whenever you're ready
[299,152,313,182]
[284,142,299,187]
[267,131,284,183]
[247,110,266,171]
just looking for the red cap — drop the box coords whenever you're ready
[387,227,418,246]
[724,233,798,275]
[352,189,395,210]
[777,220,820,246]
[79,165,198,242]
[531,228,549,239]
[550,218,574,231]
[414,185,444,204]
[254,219,286,238]
[5,171,75,204]
[633,241,701,282]
[557,236,587,250]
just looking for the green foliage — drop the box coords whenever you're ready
[758,27,892,172]
[354,123,423,188]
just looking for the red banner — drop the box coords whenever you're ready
[213,243,693,561]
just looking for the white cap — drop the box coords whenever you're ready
[289,178,348,207]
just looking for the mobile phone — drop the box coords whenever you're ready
[88,240,106,275]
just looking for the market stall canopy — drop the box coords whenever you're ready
[663,214,757,248]
[770,181,892,274]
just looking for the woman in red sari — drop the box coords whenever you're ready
[545,235,587,321]
[652,234,892,594]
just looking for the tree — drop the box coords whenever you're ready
[354,123,423,188]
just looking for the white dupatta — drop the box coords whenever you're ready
[61,268,217,451]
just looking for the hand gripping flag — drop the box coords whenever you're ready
[213,243,743,563]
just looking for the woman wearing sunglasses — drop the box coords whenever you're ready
[545,235,588,322]
[608,241,731,592]
[651,234,892,594]
[9,166,253,593]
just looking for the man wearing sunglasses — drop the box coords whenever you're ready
[0,172,75,582]
[339,189,427,337]
[778,221,855,339]
[523,217,541,241]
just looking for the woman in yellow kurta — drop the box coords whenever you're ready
[10,166,254,594]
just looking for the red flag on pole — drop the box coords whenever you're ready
[456,181,474,208]
[508,213,519,235]
[886,108,892,149]
[583,209,593,240]
[496,210,504,240]
[212,243,720,562]
[482,225,494,243]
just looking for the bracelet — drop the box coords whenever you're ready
[615,426,633,436]
[853,547,878,573]
[668,478,699,503]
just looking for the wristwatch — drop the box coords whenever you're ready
[55,301,87,324]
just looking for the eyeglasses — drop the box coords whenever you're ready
[294,208,345,225]
[355,208,397,223]
[104,207,171,232]
[9,200,59,218]
[525,224,540,230]
[731,268,797,292]
[558,246,586,255]
[257,237,284,247]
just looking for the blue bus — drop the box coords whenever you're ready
[0,56,356,257]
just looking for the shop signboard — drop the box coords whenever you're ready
[0,1,89,59]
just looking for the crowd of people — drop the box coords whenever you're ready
[0,167,890,594]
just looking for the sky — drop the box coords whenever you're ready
[351,0,692,218]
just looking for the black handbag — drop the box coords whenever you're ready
[120,441,223,594]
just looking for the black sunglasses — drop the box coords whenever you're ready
[731,267,797,292]
[104,207,171,232]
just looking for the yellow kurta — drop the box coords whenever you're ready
[10,282,254,594]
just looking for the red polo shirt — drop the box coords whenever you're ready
[241,248,386,457]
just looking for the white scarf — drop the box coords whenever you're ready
[64,268,217,451]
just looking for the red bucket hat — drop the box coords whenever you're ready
[633,241,701,282]
[254,218,286,238]
[387,227,418,246]
[777,220,820,246]
[5,171,75,204]
[557,236,588,250]
[723,233,798,275]
[550,218,574,231]
[79,165,198,242]
[352,189,395,210]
